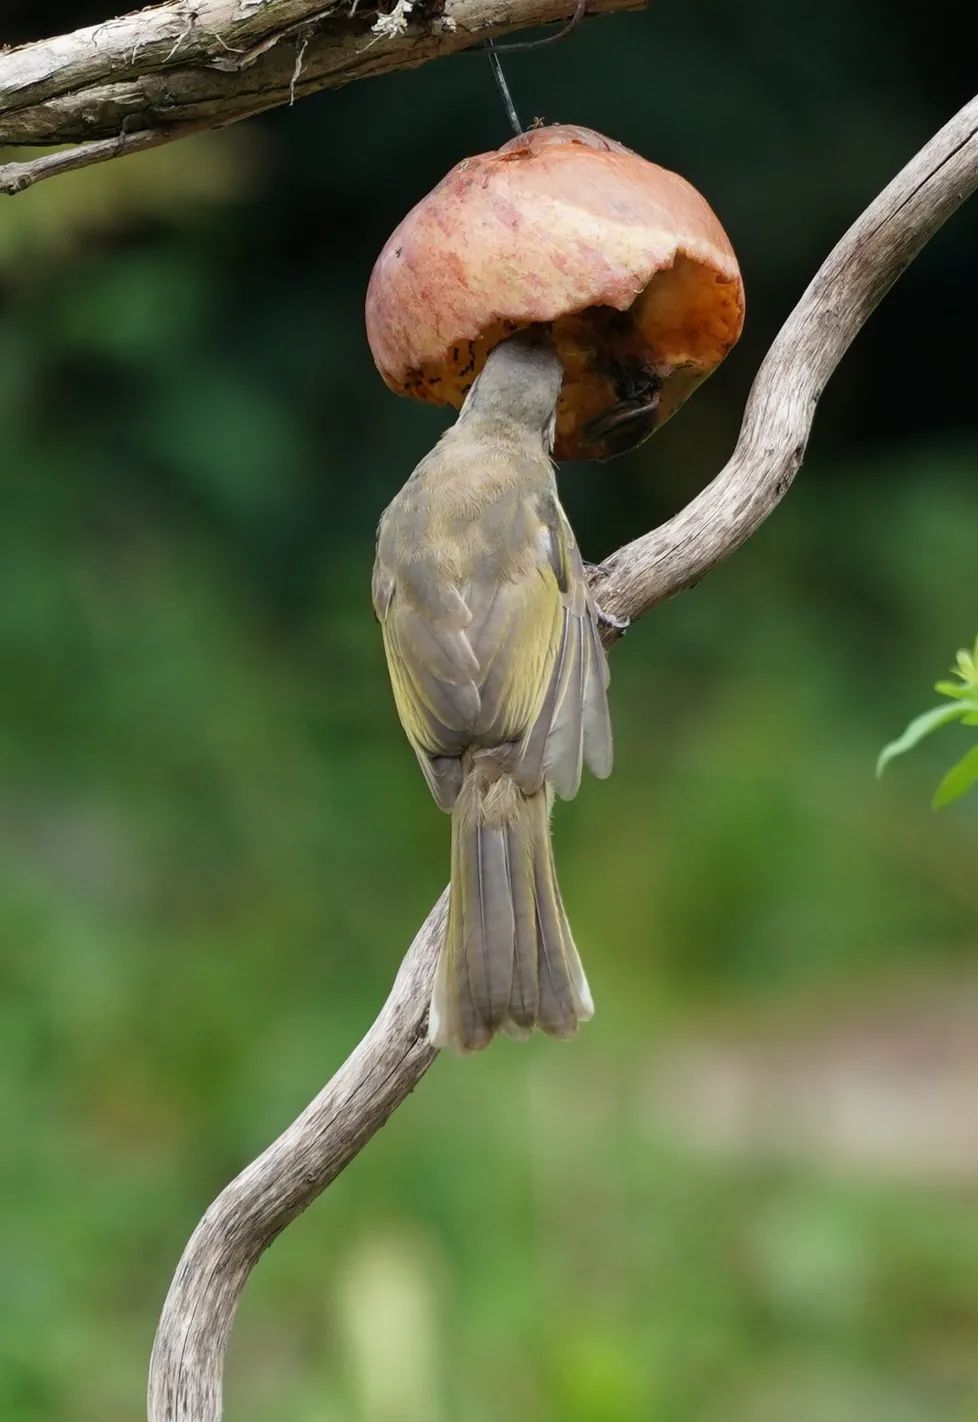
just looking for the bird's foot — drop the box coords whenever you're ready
[596,604,630,634]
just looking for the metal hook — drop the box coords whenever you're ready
[479,0,587,135]
[490,0,587,55]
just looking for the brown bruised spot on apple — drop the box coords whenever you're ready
[365,125,744,462]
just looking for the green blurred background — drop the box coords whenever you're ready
[2,2,977,1419]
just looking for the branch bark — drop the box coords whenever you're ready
[0,0,641,194]
[148,92,977,1421]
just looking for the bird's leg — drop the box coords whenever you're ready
[596,604,630,634]
[583,561,631,634]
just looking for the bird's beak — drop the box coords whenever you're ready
[580,393,661,459]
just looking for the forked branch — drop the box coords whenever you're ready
[148,93,978,1421]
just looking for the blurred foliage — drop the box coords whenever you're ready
[1,2,977,1420]
[878,636,978,808]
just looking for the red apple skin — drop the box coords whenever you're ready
[366,125,745,462]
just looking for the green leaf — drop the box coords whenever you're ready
[932,744,978,809]
[934,680,975,699]
[955,647,976,682]
[876,702,970,777]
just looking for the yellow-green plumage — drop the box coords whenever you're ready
[372,334,612,1052]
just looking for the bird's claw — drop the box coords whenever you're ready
[596,604,630,634]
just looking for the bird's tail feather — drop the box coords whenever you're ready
[430,772,593,1053]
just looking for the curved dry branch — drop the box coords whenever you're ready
[0,0,641,195]
[148,93,977,1421]
[592,93,978,620]
[148,892,447,1422]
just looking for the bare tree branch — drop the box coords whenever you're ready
[0,121,216,194]
[148,93,977,1421]
[591,93,978,622]
[0,0,642,195]
[148,892,447,1422]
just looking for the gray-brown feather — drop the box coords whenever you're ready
[431,772,593,1052]
[372,335,611,1050]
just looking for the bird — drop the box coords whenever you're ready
[372,330,614,1053]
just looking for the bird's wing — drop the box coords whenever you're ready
[461,567,564,750]
[373,557,479,810]
[374,486,609,808]
[373,494,570,806]
[515,496,613,800]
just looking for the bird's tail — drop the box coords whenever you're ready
[430,769,594,1053]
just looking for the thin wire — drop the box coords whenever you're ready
[480,0,588,138]
[485,41,523,135]
[490,0,587,54]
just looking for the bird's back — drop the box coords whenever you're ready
[373,422,565,759]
